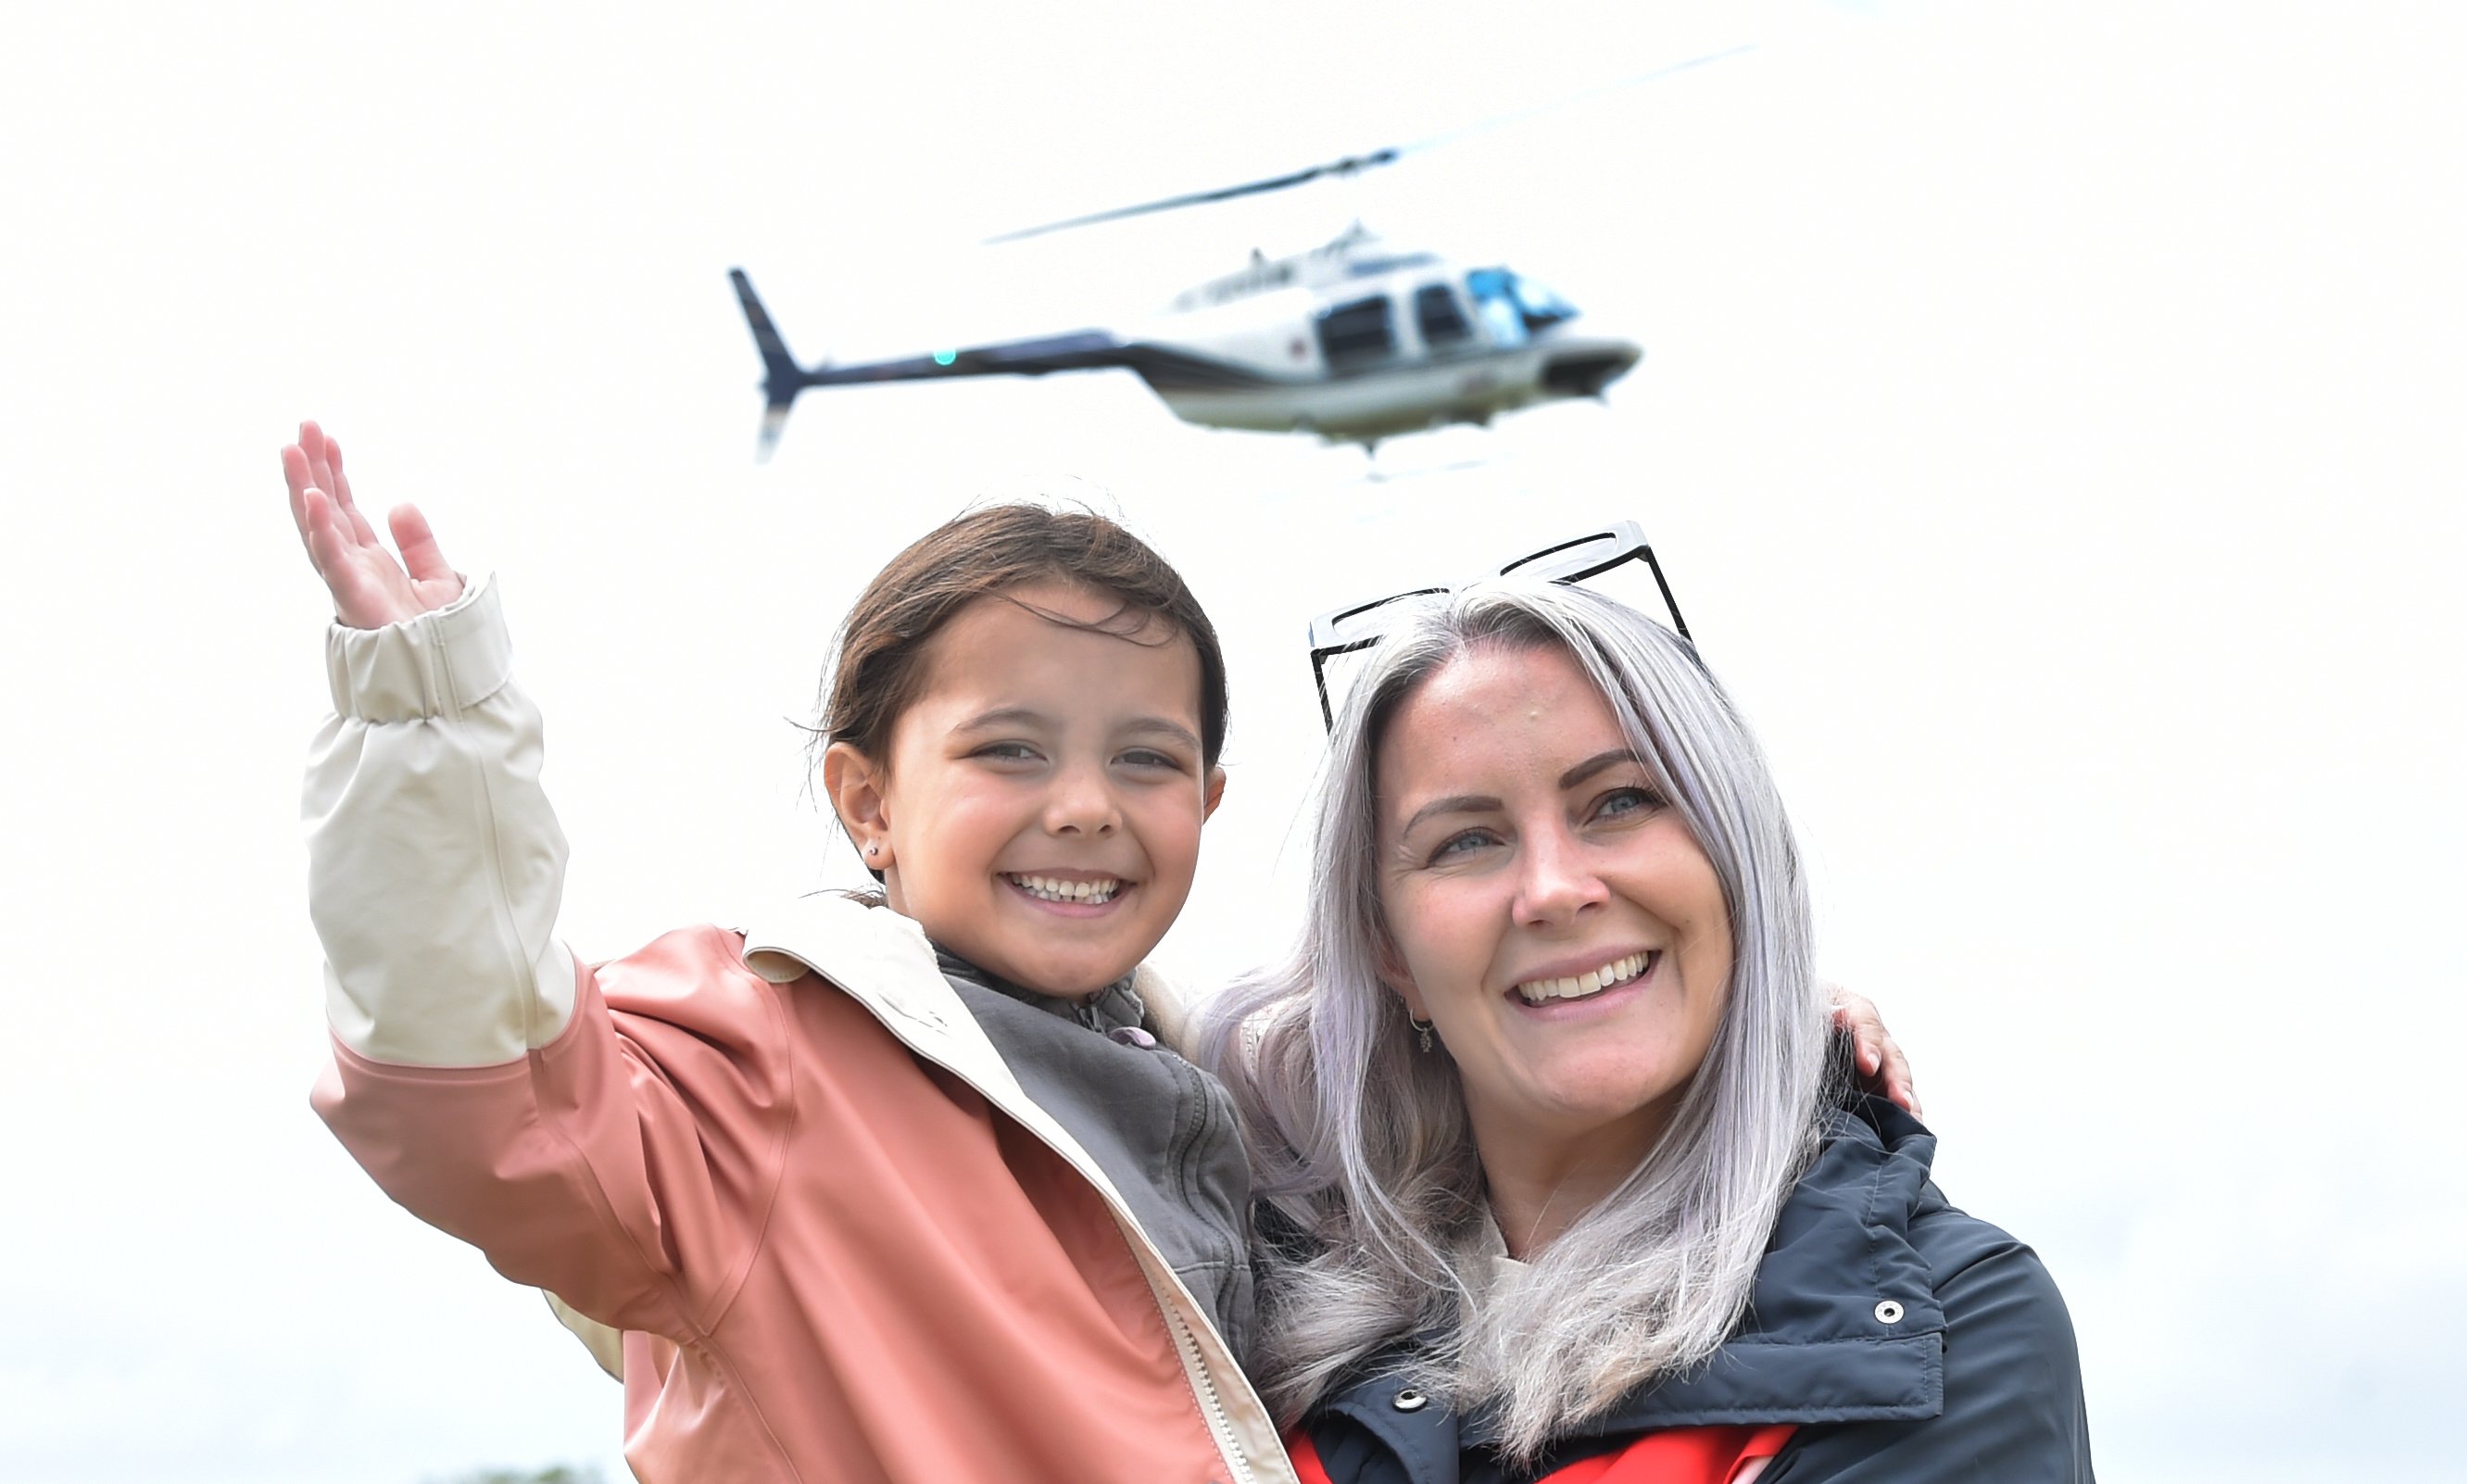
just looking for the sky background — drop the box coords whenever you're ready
[4,2,2462,1480]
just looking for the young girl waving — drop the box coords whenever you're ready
[285,421,1293,1484]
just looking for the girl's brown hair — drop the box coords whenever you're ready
[816,503,1230,777]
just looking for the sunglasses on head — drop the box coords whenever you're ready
[1305,521,1693,730]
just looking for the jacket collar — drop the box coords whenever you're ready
[1318,1094,1948,1455]
[931,944,1147,1035]
[740,893,969,1041]
[1543,1094,1946,1438]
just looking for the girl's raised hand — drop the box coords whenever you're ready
[283,421,463,628]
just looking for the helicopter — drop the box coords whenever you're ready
[731,229,1637,459]
[730,46,1755,459]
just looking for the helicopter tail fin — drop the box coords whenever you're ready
[730,268,809,460]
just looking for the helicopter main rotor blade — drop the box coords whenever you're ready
[985,149,1403,244]
[983,43,1755,245]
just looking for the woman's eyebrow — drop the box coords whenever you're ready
[1559,749,1645,790]
[1398,793,1501,841]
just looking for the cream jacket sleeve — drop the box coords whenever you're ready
[303,573,577,1066]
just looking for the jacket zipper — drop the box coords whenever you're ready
[1154,1276,1256,1484]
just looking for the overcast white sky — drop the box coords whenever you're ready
[3,3,2462,1480]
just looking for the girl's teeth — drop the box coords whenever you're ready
[1009,874,1122,904]
[1516,951,1653,1005]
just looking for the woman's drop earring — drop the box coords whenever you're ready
[1409,1015,1434,1054]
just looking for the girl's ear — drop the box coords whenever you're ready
[822,741,893,869]
[1202,765,1227,823]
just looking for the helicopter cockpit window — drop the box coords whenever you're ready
[1414,283,1473,348]
[1316,294,1396,372]
[1466,268,1580,346]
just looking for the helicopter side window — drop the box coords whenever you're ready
[1414,283,1472,348]
[1316,295,1396,372]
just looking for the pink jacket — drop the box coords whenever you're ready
[305,577,1291,1484]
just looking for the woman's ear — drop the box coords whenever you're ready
[1202,764,1227,823]
[1372,933,1428,1020]
[822,741,893,869]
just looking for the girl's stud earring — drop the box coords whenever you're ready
[865,842,881,859]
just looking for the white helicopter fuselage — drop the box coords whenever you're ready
[1129,238,1642,445]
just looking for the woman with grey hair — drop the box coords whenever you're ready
[1197,571,2093,1483]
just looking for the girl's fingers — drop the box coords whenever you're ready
[299,421,334,504]
[282,444,319,554]
[299,421,371,548]
[326,434,379,547]
[297,425,339,542]
[1825,986,1882,1068]
[1824,984,1920,1114]
[1884,1046,1923,1120]
[302,489,357,599]
[390,503,454,587]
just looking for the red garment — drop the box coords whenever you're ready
[1290,1423,1794,1484]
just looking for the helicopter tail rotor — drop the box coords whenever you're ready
[730,268,812,460]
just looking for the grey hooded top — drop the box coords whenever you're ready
[937,947,1256,1364]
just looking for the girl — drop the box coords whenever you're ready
[286,421,1290,1484]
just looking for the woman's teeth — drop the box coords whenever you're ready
[1514,950,1655,1006]
[1007,874,1123,905]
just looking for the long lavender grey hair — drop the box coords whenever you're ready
[1193,579,1833,1464]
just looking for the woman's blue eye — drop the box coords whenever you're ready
[1594,786,1663,820]
[1430,828,1499,861]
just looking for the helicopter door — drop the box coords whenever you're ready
[1315,294,1396,374]
[1413,283,1474,355]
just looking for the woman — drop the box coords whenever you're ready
[1199,576,2093,1483]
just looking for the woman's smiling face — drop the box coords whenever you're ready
[1374,640,1732,1166]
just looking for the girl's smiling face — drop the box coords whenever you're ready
[1374,641,1731,1169]
[829,583,1225,999]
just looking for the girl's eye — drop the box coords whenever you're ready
[976,742,1042,763]
[1118,748,1187,773]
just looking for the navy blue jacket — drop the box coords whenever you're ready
[1299,1095,2095,1483]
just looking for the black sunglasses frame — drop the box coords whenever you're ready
[1306,522,1692,730]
